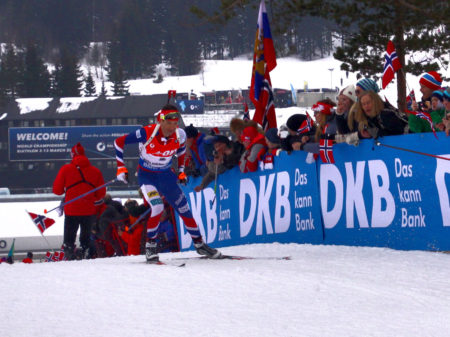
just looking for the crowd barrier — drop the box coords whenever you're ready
[178,132,450,251]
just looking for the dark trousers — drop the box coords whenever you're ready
[64,215,95,249]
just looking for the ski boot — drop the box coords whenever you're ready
[194,239,222,259]
[63,244,76,261]
[145,240,159,263]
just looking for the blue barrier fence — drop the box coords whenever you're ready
[177,132,450,251]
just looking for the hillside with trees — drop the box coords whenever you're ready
[0,0,337,103]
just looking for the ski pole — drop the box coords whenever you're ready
[375,140,450,161]
[211,163,219,206]
[126,207,151,232]
[44,178,118,214]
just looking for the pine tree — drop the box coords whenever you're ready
[0,45,22,98]
[164,0,202,75]
[109,65,129,96]
[52,49,83,97]
[99,80,107,96]
[20,43,51,98]
[84,70,96,96]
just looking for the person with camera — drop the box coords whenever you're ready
[194,135,244,192]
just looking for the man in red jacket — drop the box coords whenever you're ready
[53,143,106,260]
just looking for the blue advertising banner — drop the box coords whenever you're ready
[320,133,450,250]
[9,125,140,161]
[175,132,450,252]
[178,151,324,251]
[176,100,204,114]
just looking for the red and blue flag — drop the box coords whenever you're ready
[27,211,55,234]
[407,109,438,139]
[319,139,335,164]
[250,0,277,131]
[382,40,402,89]
[297,114,313,134]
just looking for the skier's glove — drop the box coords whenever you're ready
[178,172,188,185]
[116,167,129,184]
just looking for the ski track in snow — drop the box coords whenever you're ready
[1,243,450,337]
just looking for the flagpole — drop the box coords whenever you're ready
[25,210,55,253]
[44,178,117,214]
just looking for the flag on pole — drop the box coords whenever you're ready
[250,0,277,131]
[297,114,313,134]
[27,211,55,233]
[406,89,416,104]
[8,238,15,259]
[44,247,65,262]
[382,40,402,89]
[243,102,250,121]
[290,83,297,104]
[44,251,54,262]
[407,109,438,139]
[319,139,335,164]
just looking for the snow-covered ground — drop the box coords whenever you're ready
[2,243,450,337]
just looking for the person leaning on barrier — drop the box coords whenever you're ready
[229,118,262,143]
[430,90,447,133]
[354,91,407,139]
[284,113,317,152]
[409,71,443,133]
[184,124,208,177]
[239,125,267,173]
[260,128,282,170]
[194,135,244,192]
[300,101,338,154]
[441,89,450,137]
[335,85,358,135]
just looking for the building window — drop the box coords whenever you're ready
[44,162,55,170]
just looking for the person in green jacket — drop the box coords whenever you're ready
[430,90,446,132]
[408,71,442,133]
[441,89,450,136]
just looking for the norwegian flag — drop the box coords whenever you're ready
[27,211,55,234]
[44,248,65,262]
[297,114,313,134]
[52,250,65,262]
[382,40,402,89]
[319,139,335,164]
[406,89,416,104]
[243,102,250,121]
[44,251,54,262]
[407,109,438,139]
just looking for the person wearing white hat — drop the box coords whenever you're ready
[335,84,358,135]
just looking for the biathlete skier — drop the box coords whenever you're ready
[114,103,222,262]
